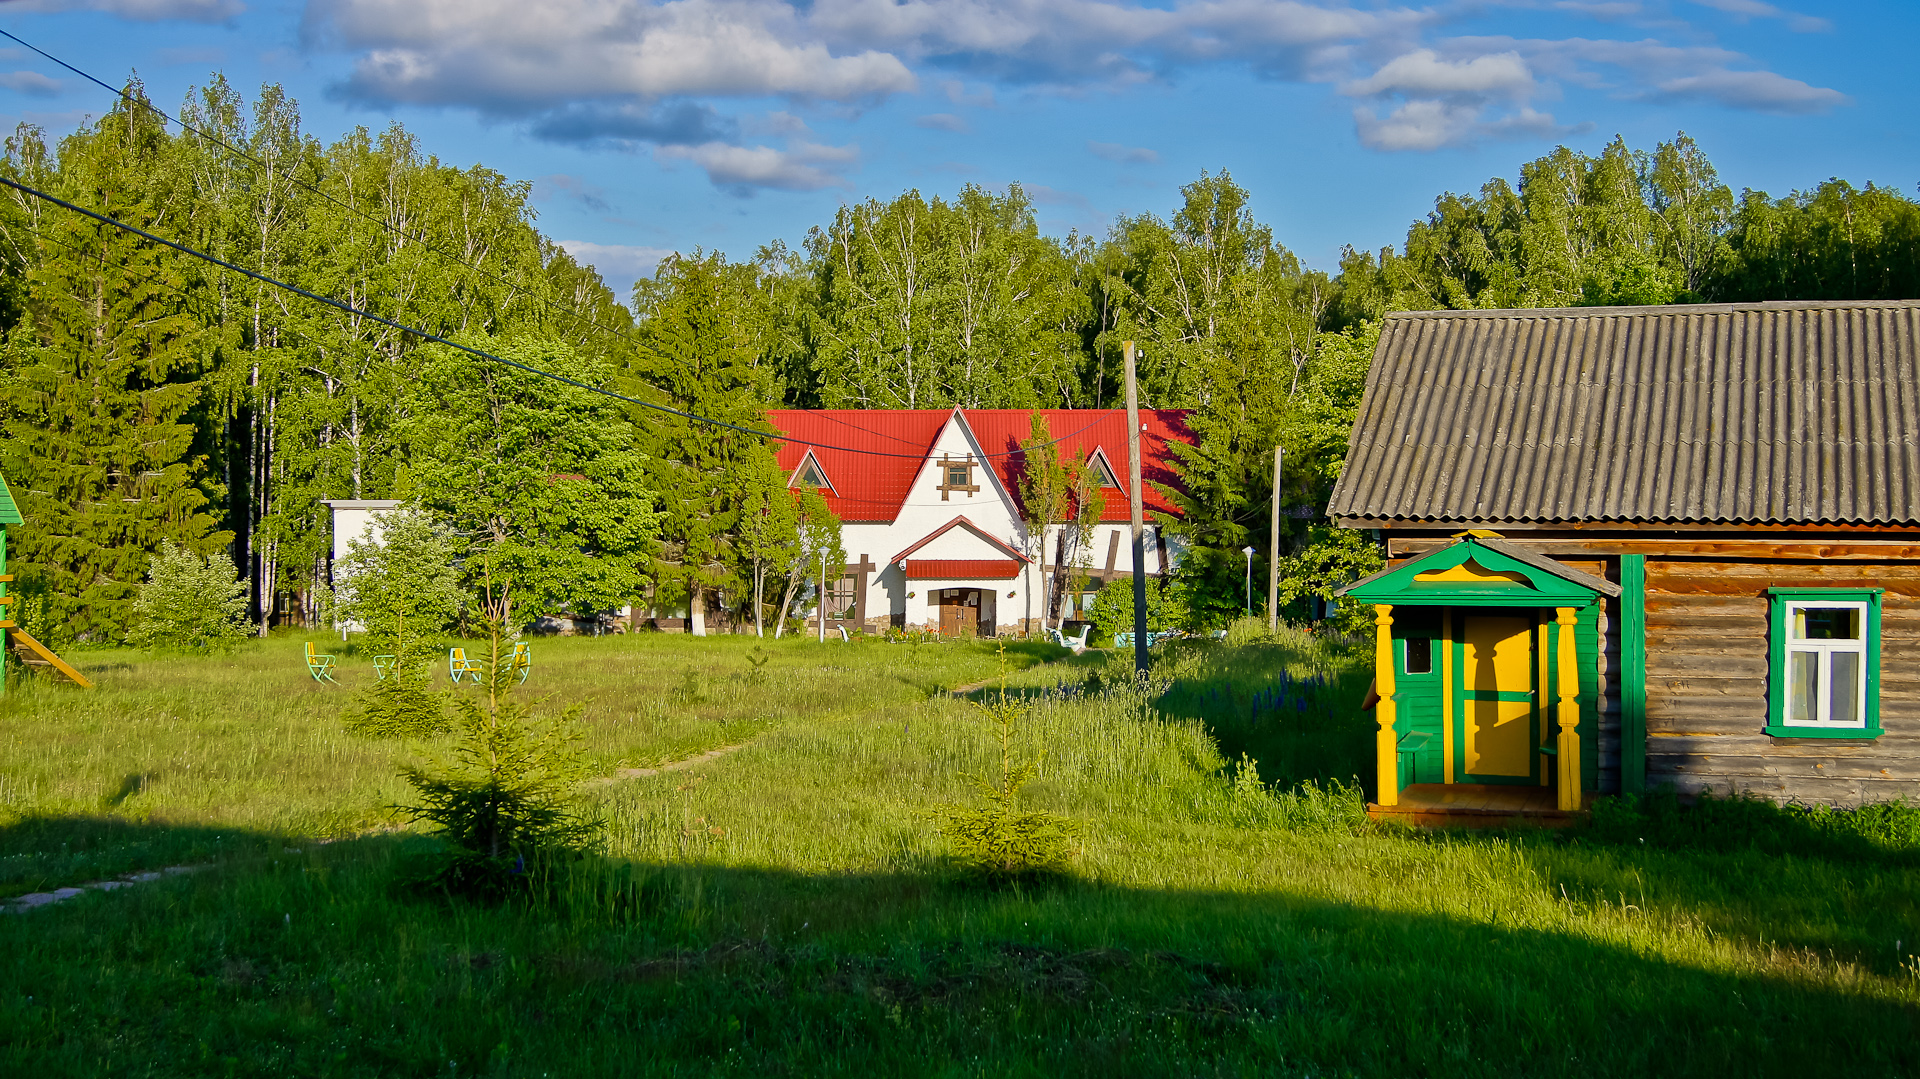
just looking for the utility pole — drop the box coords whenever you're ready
[1268,445,1283,632]
[818,547,827,643]
[1124,341,1148,677]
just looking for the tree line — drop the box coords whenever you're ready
[4,77,1917,642]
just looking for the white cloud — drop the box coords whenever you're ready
[1087,140,1157,164]
[1689,0,1830,33]
[1653,68,1847,113]
[657,139,859,191]
[314,0,917,109]
[534,174,615,213]
[0,71,62,97]
[915,112,970,132]
[1341,49,1533,100]
[556,240,675,286]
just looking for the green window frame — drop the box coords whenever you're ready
[1765,587,1883,739]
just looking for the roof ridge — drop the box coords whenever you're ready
[1386,298,1920,320]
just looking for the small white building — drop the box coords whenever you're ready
[766,408,1193,636]
[320,499,402,631]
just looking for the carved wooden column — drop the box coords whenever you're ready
[1374,604,1399,807]
[1555,606,1582,812]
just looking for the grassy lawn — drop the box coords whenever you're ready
[1,627,1916,1076]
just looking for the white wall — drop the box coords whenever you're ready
[321,499,402,630]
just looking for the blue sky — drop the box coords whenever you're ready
[0,0,1908,297]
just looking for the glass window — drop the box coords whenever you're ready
[1770,593,1877,736]
[946,462,970,487]
[1404,637,1433,675]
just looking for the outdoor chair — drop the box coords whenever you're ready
[447,646,482,684]
[510,641,531,685]
[1046,625,1090,653]
[304,641,337,684]
[373,655,397,681]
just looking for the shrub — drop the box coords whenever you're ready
[126,541,251,651]
[934,664,1077,880]
[1088,576,1188,642]
[333,507,466,654]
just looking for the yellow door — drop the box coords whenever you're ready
[1459,614,1536,779]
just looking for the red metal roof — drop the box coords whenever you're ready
[765,409,1193,523]
[904,559,1022,580]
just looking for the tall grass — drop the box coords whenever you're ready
[1,627,1917,1075]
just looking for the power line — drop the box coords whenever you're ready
[0,175,1121,461]
[0,27,653,360]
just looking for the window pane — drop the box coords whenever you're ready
[1405,637,1433,675]
[1830,650,1861,725]
[1796,607,1860,640]
[1788,649,1819,723]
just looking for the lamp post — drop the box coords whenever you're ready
[1241,546,1255,616]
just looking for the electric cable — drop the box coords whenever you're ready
[0,175,1125,460]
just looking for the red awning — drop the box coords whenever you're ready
[904,559,1022,580]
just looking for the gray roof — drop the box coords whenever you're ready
[1328,300,1920,526]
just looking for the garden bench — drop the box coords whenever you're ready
[305,641,337,683]
[447,647,482,684]
[1113,630,1178,649]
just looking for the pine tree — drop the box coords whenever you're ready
[0,97,229,641]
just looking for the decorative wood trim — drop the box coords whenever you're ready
[1620,555,1648,793]
[935,454,980,501]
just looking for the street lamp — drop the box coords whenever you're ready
[1241,546,1256,616]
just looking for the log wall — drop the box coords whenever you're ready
[1639,558,1920,806]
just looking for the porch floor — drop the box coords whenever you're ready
[1368,783,1589,828]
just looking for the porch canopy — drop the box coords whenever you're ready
[1339,535,1619,811]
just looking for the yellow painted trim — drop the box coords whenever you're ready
[1537,619,1551,786]
[1414,559,1530,585]
[1374,605,1398,807]
[1449,529,1505,539]
[1441,606,1454,784]
[1555,607,1581,811]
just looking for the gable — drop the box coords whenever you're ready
[1329,300,1920,527]
[1340,536,1620,606]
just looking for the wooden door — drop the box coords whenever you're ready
[1454,613,1538,783]
[938,589,981,637]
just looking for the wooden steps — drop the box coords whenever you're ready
[1368,783,1589,829]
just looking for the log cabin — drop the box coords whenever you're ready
[1327,299,1920,817]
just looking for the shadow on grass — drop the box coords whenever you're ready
[2,815,1916,1077]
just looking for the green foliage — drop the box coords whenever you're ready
[397,625,599,897]
[1587,789,1920,865]
[333,506,465,654]
[1087,576,1189,638]
[342,669,448,739]
[1224,755,1370,831]
[1274,525,1382,631]
[126,541,250,652]
[402,336,657,621]
[0,98,230,642]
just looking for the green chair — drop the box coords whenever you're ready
[448,647,482,684]
[373,655,398,681]
[304,641,337,684]
[510,641,531,685]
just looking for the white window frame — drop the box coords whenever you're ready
[1780,599,1869,730]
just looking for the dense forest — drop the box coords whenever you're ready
[6,77,1920,643]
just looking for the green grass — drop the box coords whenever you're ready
[1,625,1916,1075]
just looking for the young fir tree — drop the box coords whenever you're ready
[0,96,229,642]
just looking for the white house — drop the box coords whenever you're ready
[766,408,1194,636]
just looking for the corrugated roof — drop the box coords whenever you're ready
[766,409,1193,523]
[1328,300,1920,526]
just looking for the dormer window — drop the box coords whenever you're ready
[790,450,833,491]
[936,454,979,501]
[1087,449,1121,489]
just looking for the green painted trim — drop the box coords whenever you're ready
[0,470,20,526]
[1619,555,1648,793]
[1347,538,1609,607]
[1765,587,1883,741]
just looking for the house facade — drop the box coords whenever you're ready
[1329,299,1920,811]
[765,408,1193,636]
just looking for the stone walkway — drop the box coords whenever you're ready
[4,865,201,914]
